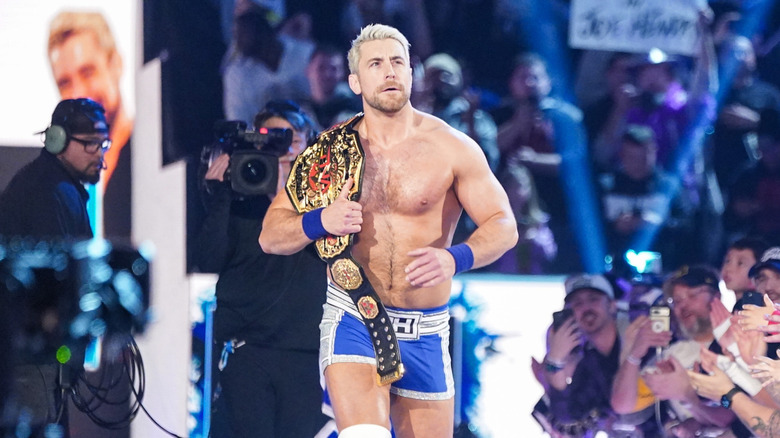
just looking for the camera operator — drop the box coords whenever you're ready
[194,100,329,437]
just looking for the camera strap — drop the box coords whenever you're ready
[285,113,405,386]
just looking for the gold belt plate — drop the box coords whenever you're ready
[285,115,364,260]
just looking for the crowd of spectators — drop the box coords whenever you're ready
[218,0,780,279]
[533,241,780,437]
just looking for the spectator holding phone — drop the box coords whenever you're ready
[751,248,780,304]
[610,279,673,436]
[614,266,752,437]
[541,274,621,435]
[737,247,780,343]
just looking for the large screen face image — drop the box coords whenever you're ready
[0,1,136,238]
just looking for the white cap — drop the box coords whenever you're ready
[564,274,614,301]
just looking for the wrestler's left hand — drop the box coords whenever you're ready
[405,247,456,288]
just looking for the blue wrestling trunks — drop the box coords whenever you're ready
[320,282,455,400]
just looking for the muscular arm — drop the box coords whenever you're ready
[259,178,362,255]
[258,190,312,255]
[404,129,518,288]
[452,132,518,268]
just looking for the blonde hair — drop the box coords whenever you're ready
[347,24,410,75]
[48,11,117,58]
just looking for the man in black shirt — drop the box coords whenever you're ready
[196,101,329,438]
[598,125,697,274]
[0,99,109,239]
[542,274,621,435]
[0,98,110,435]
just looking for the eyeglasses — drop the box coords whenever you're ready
[70,136,112,153]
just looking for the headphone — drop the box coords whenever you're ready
[43,124,70,154]
[42,98,107,154]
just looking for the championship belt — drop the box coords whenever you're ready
[286,114,405,386]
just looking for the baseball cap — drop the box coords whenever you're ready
[666,265,720,289]
[749,247,780,278]
[424,53,463,83]
[564,274,614,301]
[51,98,109,135]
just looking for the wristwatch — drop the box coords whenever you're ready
[720,386,745,409]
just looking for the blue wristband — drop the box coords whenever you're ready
[301,208,327,240]
[446,243,474,274]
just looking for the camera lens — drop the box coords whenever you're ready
[229,150,278,195]
[240,158,268,185]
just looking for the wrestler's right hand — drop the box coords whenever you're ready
[321,177,363,236]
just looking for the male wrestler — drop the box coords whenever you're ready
[259,24,518,437]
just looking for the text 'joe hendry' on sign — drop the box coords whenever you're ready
[569,0,705,56]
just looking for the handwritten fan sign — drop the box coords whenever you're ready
[569,0,704,56]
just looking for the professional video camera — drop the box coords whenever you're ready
[201,120,293,196]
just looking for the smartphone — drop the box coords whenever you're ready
[552,308,574,331]
[734,291,766,312]
[649,306,671,333]
[743,291,764,306]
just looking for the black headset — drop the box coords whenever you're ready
[42,98,106,154]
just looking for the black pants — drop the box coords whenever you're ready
[210,344,328,438]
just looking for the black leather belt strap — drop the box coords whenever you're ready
[329,253,405,385]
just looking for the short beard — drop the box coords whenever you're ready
[680,316,712,340]
[365,85,410,113]
[80,167,101,185]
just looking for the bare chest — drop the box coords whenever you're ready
[358,142,451,214]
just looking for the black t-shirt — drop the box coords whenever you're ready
[194,182,327,352]
[548,337,621,425]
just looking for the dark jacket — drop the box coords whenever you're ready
[0,149,92,239]
[194,182,327,351]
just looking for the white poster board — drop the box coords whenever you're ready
[569,0,704,56]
